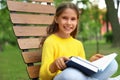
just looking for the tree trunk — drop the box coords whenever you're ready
[105,0,120,47]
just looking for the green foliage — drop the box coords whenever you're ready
[54,0,72,7]
[0,4,17,51]
[104,31,113,43]
[79,4,104,42]
[0,0,7,9]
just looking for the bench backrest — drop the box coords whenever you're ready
[7,0,55,80]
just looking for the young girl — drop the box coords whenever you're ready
[39,2,120,80]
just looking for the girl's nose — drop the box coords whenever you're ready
[67,20,71,24]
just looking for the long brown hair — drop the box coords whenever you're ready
[40,2,80,46]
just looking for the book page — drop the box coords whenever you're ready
[70,57,99,72]
[91,53,117,71]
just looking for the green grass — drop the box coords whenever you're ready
[0,44,29,80]
[0,41,120,80]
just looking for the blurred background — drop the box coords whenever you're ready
[0,0,120,80]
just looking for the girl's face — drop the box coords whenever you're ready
[55,8,78,38]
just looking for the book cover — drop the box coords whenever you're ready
[65,53,117,76]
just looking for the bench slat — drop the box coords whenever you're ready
[27,65,40,79]
[7,0,55,79]
[22,51,41,63]
[18,38,42,49]
[13,26,47,36]
[7,1,55,14]
[10,13,54,24]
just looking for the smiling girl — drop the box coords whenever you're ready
[39,2,120,80]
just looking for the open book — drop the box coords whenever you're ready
[65,53,117,76]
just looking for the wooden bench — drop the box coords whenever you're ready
[7,0,55,80]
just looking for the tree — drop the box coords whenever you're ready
[105,0,120,47]
[78,1,102,53]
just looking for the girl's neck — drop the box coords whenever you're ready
[55,32,71,38]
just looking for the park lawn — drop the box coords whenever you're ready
[0,44,29,80]
[0,41,120,80]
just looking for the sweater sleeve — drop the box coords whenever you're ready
[40,40,57,80]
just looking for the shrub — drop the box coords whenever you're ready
[104,31,113,43]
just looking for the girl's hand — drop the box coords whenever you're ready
[89,54,104,62]
[49,57,69,73]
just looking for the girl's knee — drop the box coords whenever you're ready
[108,59,118,72]
[88,59,118,80]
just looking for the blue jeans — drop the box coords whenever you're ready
[53,59,118,80]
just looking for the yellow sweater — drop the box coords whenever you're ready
[39,34,86,80]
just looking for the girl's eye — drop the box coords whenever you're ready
[71,17,76,21]
[62,16,77,21]
[62,16,68,19]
